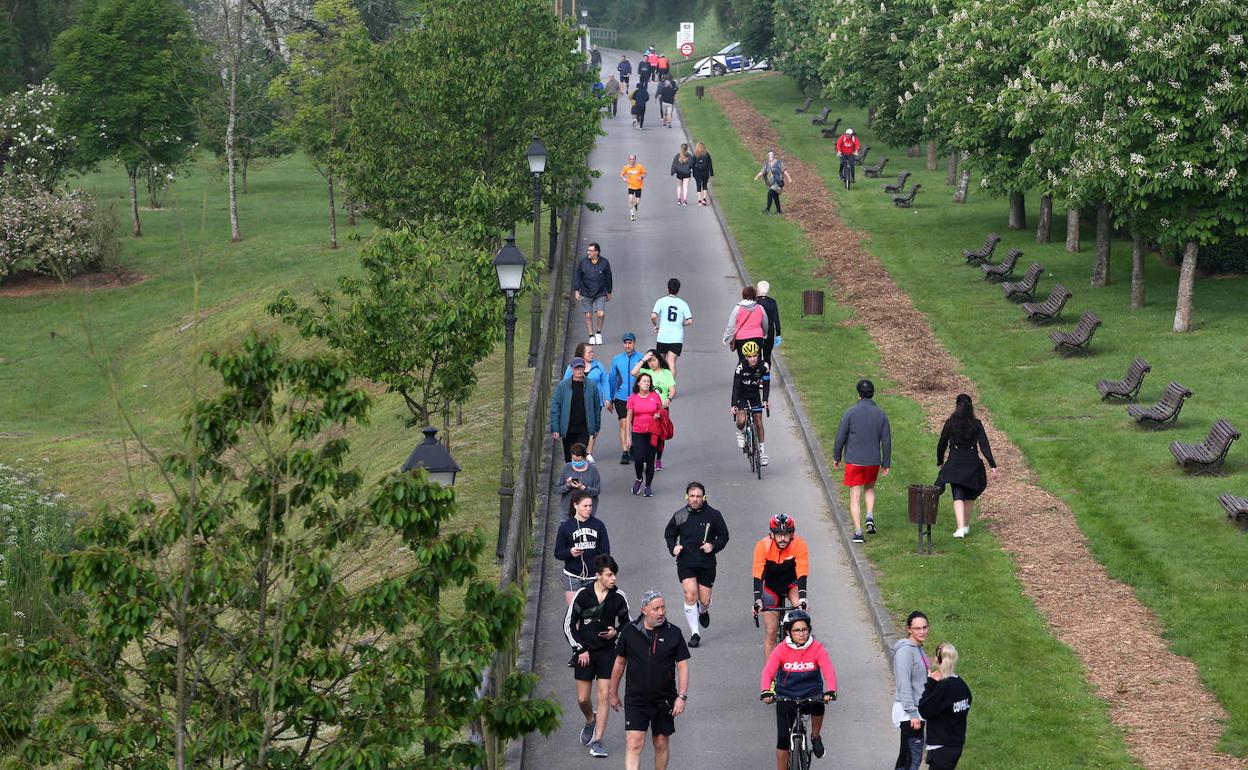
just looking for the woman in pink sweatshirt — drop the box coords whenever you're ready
[759,609,838,769]
[723,285,771,364]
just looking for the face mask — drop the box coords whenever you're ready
[572,460,588,470]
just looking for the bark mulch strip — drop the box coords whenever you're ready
[712,82,1241,770]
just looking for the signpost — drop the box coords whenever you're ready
[679,42,695,58]
[677,22,694,51]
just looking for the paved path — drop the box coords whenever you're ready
[522,51,896,769]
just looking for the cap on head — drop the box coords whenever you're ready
[756,280,770,295]
[641,589,663,607]
[856,378,874,398]
[846,128,855,135]
[570,357,587,369]
[622,332,637,342]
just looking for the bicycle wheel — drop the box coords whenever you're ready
[745,425,756,472]
[788,729,810,770]
[755,437,763,480]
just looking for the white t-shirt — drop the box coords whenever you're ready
[652,296,693,344]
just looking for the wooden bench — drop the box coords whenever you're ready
[1127,381,1193,430]
[820,118,843,137]
[1022,284,1071,324]
[1219,493,1248,520]
[882,171,910,194]
[981,247,1022,282]
[1096,357,1151,402]
[962,233,1001,265]
[862,157,889,178]
[794,97,814,113]
[855,145,871,163]
[893,184,921,208]
[1170,418,1240,476]
[1049,311,1102,357]
[1001,263,1043,302]
[811,107,832,125]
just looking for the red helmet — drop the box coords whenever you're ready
[769,514,796,534]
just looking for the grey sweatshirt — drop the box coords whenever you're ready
[558,460,602,513]
[833,398,892,467]
[891,638,929,720]
[721,299,770,345]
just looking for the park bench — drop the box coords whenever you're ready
[962,233,1001,265]
[1127,381,1192,429]
[811,107,832,125]
[882,171,910,194]
[855,145,871,163]
[862,157,889,178]
[1219,493,1248,521]
[1049,311,1102,357]
[981,247,1022,282]
[1001,263,1043,302]
[893,184,921,208]
[1096,357,1151,402]
[794,97,814,113]
[1170,418,1240,476]
[820,118,843,137]
[1022,284,1071,324]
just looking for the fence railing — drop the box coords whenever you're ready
[588,27,617,44]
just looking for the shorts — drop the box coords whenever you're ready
[676,563,716,587]
[655,341,684,358]
[579,295,607,314]
[614,398,629,418]
[760,581,798,608]
[735,397,763,413]
[561,572,595,592]
[628,186,643,198]
[843,463,880,486]
[625,700,676,736]
[776,700,825,750]
[571,647,616,681]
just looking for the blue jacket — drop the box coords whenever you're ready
[563,359,609,397]
[549,377,602,437]
[608,350,644,401]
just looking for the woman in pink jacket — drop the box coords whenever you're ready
[759,609,838,769]
[723,285,770,363]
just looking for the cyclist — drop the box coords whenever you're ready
[731,340,771,466]
[760,609,837,768]
[752,514,809,661]
[836,128,861,186]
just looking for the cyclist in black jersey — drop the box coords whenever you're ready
[731,340,771,465]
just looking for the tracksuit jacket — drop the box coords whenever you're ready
[759,636,838,698]
[663,503,730,571]
[572,256,613,299]
[564,585,630,653]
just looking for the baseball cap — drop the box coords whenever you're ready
[570,357,587,369]
[622,332,637,342]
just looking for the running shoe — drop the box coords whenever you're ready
[632,480,642,495]
[620,451,631,465]
[630,211,637,222]
[699,608,710,628]
[865,517,877,535]
[589,740,608,758]
[580,720,594,746]
[852,531,865,544]
[812,736,825,759]
[655,458,663,471]
[688,633,701,648]
[736,431,746,449]
[953,527,968,538]
[643,486,653,497]
[760,453,769,466]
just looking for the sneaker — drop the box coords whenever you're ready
[953,527,968,538]
[620,451,631,465]
[852,531,865,544]
[589,740,607,758]
[736,432,746,449]
[688,633,701,648]
[760,453,769,466]
[699,608,710,628]
[865,518,877,535]
[586,453,595,463]
[812,735,825,759]
[643,486,653,497]
[630,211,637,222]
[580,720,594,746]
[632,480,642,495]
[655,458,663,471]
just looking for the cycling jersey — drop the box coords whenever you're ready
[752,535,809,601]
[835,135,860,156]
[731,359,771,407]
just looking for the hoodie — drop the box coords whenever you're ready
[723,300,770,344]
[564,584,630,653]
[663,503,729,571]
[554,515,610,579]
[760,635,837,699]
[891,638,930,721]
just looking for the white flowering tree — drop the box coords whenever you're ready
[0,84,77,192]
[817,0,897,117]
[770,0,824,93]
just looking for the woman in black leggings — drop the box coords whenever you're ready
[691,141,714,206]
[624,372,664,497]
[753,150,793,214]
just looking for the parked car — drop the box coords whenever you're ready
[692,42,769,77]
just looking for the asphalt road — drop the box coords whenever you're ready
[522,51,896,769]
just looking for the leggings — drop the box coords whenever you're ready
[895,721,924,770]
[674,177,688,200]
[765,189,782,213]
[635,104,647,127]
[694,174,710,192]
[632,431,656,485]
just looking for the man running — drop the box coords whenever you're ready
[731,340,771,466]
[650,278,693,379]
[621,154,647,221]
[833,378,892,543]
[572,242,613,344]
[617,55,632,88]
[608,332,644,464]
[565,554,630,758]
[663,481,729,648]
[752,514,810,661]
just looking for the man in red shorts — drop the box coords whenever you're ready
[832,379,892,543]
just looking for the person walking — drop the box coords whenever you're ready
[670,143,693,206]
[832,379,891,543]
[656,52,670,79]
[663,481,729,648]
[590,44,602,70]
[565,554,630,758]
[621,154,647,221]
[608,590,690,770]
[617,55,632,88]
[722,285,770,363]
[650,278,693,378]
[637,55,653,89]
[657,76,679,128]
[563,341,608,400]
[755,280,782,366]
[919,642,972,770]
[631,82,650,130]
[605,73,621,118]
[760,609,838,769]
[554,491,611,605]
[558,442,602,514]
[630,349,675,471]
[935,393,998,539]
[691,141,714,207]
[550,356,603,463]
[753,150,793,215]
[624,372,664,497]
[608,332,644,465]
[572,242,613,344]
[892,611,931,770]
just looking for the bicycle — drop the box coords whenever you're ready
[740,404,768,480]
[770,697,829,770]
[838,155,856,190]
[753,603,792,649]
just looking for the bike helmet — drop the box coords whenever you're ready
[740,340,761,357]
[782,608,812,636]
[769,513,796,533]
[845,128,855,135]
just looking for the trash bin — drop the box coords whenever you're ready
[801,289,825,319]
[696,85,705,100]
[908,484,941,553]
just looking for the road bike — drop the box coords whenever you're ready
[740,404,768,480]
[772,697,828,770]
[754,603,792,649]
[838,155,856,190]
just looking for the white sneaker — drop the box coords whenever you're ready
[953,527,968,538]
[630,211,637,222]
[736,432,746,449]
[594,333,603,345]
[760,453,769,466]
[586,453,595,463]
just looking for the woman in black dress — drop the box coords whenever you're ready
[935,394,998,539]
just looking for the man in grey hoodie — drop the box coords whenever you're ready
[891,610,930,770]
[832,378,891,543]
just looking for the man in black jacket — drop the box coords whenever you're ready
[572,242,613,344]
[662,481,729,648]
[657,76,679,128]
[756,279,781,365]
[565,555,630,758]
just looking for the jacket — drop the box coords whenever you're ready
[891,638,929,721]
[835,134,861,156]
[722,300,769,344]
[691,152,714,178]
[670,153,693,177]
[833,398,892,468]
[605,78,621,96]
[572,255,613,298]
[752,535,809,599]
[919,675,972,748]
[760,635,837,699]
[609,350,644,401]
[549,378,602,437]
[649,406,674,444]
[564,584,629,653]
[557,460,602,513]
[935,418,996,494]
[757,294,781,339]
[632,86,649,105]
[663,503,729,570]
[563,358,608,396]
[554,514,610,579]
[658,80,678,103]
[617,59,632,76]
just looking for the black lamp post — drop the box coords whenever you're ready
[526,137,548,368]
[493,235,526,557]
[402,426,461,488]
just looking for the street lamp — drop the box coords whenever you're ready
[493,234,525,557]
[526,137,548,368]
[402,426,461,488]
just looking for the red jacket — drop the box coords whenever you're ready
[658,56,670,70]
[836,134,860,157]
[760,636,837,699]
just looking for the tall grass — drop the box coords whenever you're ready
[0,461,78,643]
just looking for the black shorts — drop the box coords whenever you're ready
[676,563,716,587]
[614,398,629,418]
[628,187,643,198]
[625,700,676,736]
[736,397,764,413]
[571,647,616,681]
[776,700,825,750]
[655,341,683,357]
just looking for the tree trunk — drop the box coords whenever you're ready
[242,156,249,194]
[128,167,142,237]
[925,140,937,171]
[326,173,338,249]
[1008,192,1026,230]
[953,164,971,203]
[1065,207,1081,252]
[906,144,920,157]
[1130,234,1145,309]
[1173,240,1198,332]
[1091,201,1111,286]
[345,188,357,226]
[1035,194,1052,243]
[225,0,243,243]
[945,152,958,186]
[867,106,877,126]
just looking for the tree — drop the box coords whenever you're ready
[730,0,775,59]
[0,83,79,191]
[817,0,895,112]
[0,333,559,767]
[270,0,371,249]
[0,0,81,92]
[769,0,824,93]
[52,0,204,237]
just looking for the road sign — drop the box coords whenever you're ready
[678,22,694,47]
[679,42,695,57]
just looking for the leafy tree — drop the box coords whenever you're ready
[729,0,775,58]
[51,0,204,237]
[769,0,823,93]
[0,333,559,767]
[817,0,895,112]
[0,0,82,92]
[0,83,79,191]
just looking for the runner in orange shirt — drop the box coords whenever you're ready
[620,154,647,222]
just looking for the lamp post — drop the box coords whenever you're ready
[526,137,548,368]
[401,426,461,488]
[493,235,526,558]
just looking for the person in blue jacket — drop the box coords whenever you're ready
[563,342,609,418]
[551,356,603,463]
[607,332,644,465]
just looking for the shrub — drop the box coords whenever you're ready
[0,182,116,283]
[0,461,78,644]
[0,83,77,191]
[1197,231,1248,275]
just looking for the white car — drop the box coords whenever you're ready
[692,42,770,78]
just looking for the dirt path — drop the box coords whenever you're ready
[712,82,1241,770]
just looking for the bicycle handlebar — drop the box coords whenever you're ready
[752,604,795,627]
[771,697,829,705]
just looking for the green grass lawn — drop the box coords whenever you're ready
[680,83,1142,768]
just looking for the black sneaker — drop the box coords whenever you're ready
[812,735,825,759]
[865,518,877,535]
[620,451,631,465]
[852,531,865,544]
[688,633,701,648]
[698,608,710,628]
